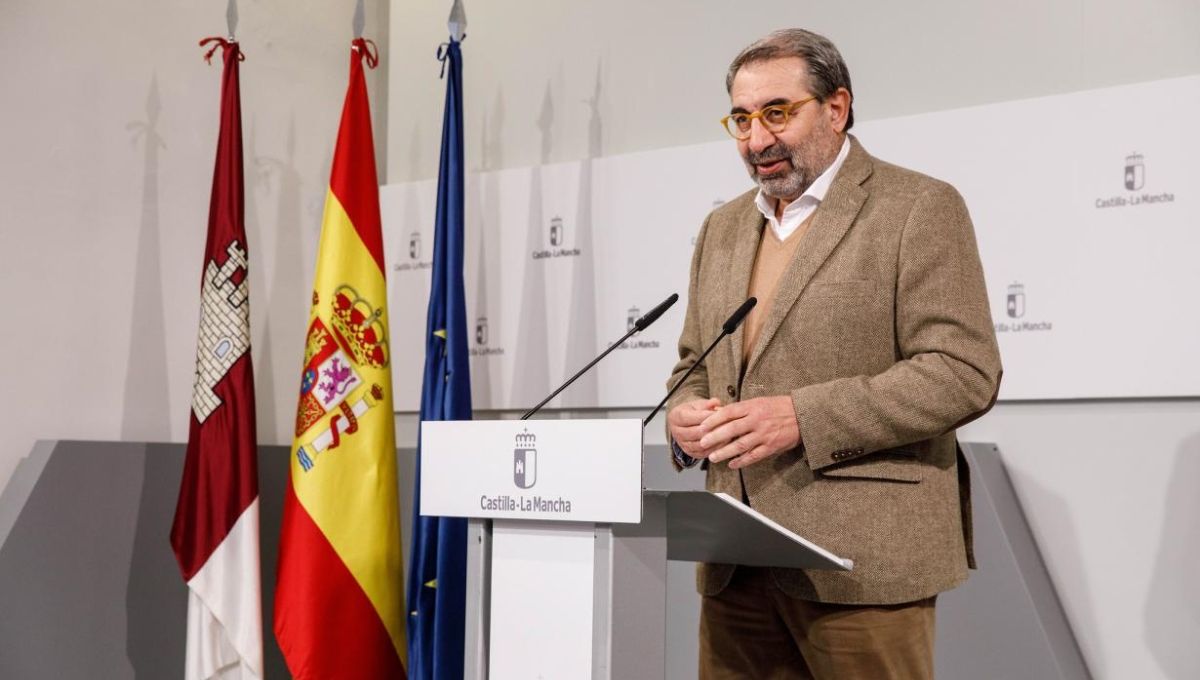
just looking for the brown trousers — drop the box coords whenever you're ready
[699,567,936,680]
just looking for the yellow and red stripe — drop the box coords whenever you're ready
[274,39,406,679]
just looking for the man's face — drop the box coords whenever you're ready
[729,57,842,202]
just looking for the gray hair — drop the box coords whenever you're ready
[726,29,855,131]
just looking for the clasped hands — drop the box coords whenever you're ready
[667,395,800,469]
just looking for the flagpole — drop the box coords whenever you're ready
[226,0,238,39]
[409,2,472,677]
[448,0,466,42]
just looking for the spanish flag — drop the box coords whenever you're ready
[274,38,407,679]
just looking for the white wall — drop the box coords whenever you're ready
[0,0,389,492]
[387,0,1200,181]
[387,1,1200,678]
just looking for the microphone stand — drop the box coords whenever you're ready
[521,293,679,420]
[521,323,643,420]
[643,296,756,426]
[643,330,725,427]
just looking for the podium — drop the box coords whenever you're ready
[420,419,851,679]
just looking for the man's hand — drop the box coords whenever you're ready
[700,395,801,469]
[667,398,722,460]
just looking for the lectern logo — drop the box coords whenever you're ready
[1006,283,1025,319]
[514,429,537,489]
[1124,153,1144,191]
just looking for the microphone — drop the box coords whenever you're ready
[520,293,679,420]
[642,297,757,426]
[721,297,757,335]
[633,292,679,332]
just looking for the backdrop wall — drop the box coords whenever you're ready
[0,0,390,493]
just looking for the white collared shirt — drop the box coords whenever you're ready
[754,136,851,240]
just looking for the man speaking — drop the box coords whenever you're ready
[666,29,1002,679]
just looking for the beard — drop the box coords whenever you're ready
[744,129,840,201]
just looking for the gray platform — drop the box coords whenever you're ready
[0,439,1091,678]
[935,442,1092,680]
[0,440,293,680]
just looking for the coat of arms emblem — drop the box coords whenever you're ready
[514,430,537,489]
[293,285,389,472]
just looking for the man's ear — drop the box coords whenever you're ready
[827,87,852,133]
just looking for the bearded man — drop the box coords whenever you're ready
[665,29,1002,679]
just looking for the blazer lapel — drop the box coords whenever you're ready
[727,198,765,385]
[745,137,874,376]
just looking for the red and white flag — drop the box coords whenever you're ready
[170,37,263,680]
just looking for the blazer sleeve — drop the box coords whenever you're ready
[792,181,1003,471]
[663,213,714,469]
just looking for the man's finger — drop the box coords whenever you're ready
[670,399,721,426]
[708,432,756,464]
[699,402,746,433]
[728,444,772,470]
[699,410,753,450]
[672,423,706,444]
[673,409,712,427]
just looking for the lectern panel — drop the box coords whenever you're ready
[659,491,852,570]
[421,419,642,523]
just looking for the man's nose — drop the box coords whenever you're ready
[746,118,776,153]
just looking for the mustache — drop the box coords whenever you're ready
[746,145,792,166]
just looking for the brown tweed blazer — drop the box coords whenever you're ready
[667,136,1002,605]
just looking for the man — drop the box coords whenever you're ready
[666,29,1002,679]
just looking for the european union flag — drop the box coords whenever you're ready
[408,36,472,680]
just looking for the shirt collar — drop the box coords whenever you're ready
[754,135,851,222]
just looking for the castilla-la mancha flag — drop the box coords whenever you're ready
[170,37,263,680]
[273,38,407,679]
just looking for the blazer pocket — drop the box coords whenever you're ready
[820,456,923,483]
[807,280,875,298]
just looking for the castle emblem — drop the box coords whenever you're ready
[1124,153,1144,191]
[191,240,251,423]
[1006,282,1026,319]
[514,430,537,489]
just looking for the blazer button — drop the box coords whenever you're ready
[726,385,736,398]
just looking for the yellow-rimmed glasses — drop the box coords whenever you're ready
[720,96,818,140]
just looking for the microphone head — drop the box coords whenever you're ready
[634,293,680,331]
[722,297,757,335]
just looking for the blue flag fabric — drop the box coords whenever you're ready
[408,38,471,680]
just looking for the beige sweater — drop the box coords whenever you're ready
[742,213,816,369]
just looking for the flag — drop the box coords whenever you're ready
[272,38,407,679]
[170,37,263,680]
[407,36,473,680]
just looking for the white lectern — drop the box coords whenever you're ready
[420,419,851,679]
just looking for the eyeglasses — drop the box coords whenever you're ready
[720,96,818,140]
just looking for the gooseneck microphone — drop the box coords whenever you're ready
[520,293,680,420]
[642,297,757,426]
